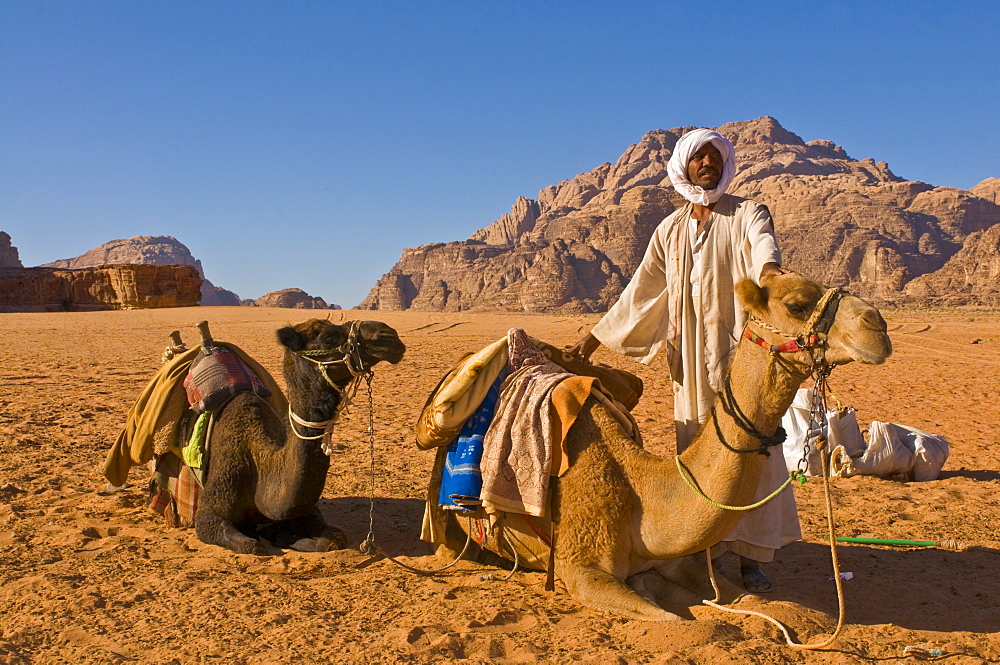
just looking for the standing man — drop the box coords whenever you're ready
[567,128,800,593]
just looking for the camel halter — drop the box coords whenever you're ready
[743,287,846,355]
[288,321,373,454]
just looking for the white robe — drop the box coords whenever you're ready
[591,194,801,559]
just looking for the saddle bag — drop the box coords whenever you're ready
[183,344,271,415]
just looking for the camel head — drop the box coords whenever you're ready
[277,319,406,379]
[736,272,891,367]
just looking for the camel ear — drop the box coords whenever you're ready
[735,278,768,316]
[276,325,305,351]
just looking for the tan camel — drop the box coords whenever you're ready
[436,272,891,620]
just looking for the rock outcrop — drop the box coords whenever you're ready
[361,117,999,311]
[252,288,340,310]
[42,235,241,305]
[902,224,1000,306]
[0,232,23,268]
[0,265,202,312]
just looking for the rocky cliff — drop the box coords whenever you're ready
[0,232,23,268]
[252,288,341,309]
[361,117,1000,311]
[42,235,241,306]
[0,264,202,312]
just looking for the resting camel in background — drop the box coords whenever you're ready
[196,319,405,555]
[436,272,891,620]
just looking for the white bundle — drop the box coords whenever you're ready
[831,421,949,481]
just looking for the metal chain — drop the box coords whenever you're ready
[799,363,833,474]
[360,372,377,555]
[355,371,479,576]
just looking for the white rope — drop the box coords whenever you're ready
[287,406,334,440]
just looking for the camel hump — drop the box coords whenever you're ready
[183,329,272,415]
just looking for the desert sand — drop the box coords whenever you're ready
[0,306,997,664]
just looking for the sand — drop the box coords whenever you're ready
[0,306,997,664]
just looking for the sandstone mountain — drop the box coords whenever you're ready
[42,235,241,306]
[0,264,202,312]
[0,232,23,268]
[252,288,341,310]
[360,117,1000,312]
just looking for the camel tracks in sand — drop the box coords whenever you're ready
[891,339,1000,366]
[406,322,470,334]
[890,323,932,334]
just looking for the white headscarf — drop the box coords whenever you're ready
[667,129,737,206]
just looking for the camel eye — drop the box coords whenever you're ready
[319,328,346,348]
[785,302,809,316]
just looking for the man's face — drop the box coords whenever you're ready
[687,143,724,189]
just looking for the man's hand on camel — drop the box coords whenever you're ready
[565,332,601,362]
[760,262,791,280]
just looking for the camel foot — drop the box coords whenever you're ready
[653,555,747,604]
[298,526,347,552]
[236,538,269,556]
[259,520,347,552]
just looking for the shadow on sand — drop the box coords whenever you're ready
[937,469,1000,482]
[316,496,434,557]
[767,540,999,634]
[317,498,999,634]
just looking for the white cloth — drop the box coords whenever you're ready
[591,194,798,557]
[668,129,737,206]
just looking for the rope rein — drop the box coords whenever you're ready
[288,321,369,454]
[711,377,787,456]
[674,457,805,511]
[701,428,847,650]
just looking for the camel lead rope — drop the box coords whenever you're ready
[701,367,847,650]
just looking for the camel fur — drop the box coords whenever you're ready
[195,319,405,555]
[435,272,891,620]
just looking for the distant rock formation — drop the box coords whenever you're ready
[252,288,340,310]
[0,264,202,312]
[902,224,1000,306]
[42,235,242,305]
[0,232,23,268]
[361,117,999,311]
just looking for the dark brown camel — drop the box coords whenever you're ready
[195,319,405,555]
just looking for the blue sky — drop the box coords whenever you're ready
[2,1,997,307]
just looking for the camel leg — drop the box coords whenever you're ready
[196,512,267,555]
[556,560,682,621]
[654,555,746,604]
[628,569,703,609]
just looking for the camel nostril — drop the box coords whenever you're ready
[861,310,886,331]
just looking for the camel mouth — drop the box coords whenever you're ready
[843,335,892,365]
[363,339,406,365]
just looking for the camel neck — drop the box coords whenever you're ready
[284,358,346,434]
[677,336,808,495]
